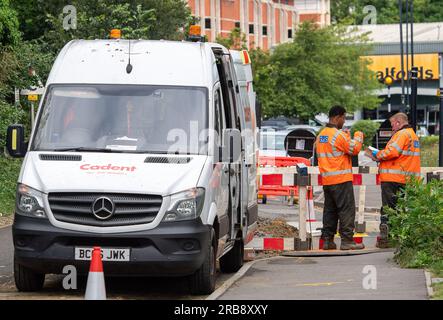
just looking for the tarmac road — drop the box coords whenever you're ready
[0,225,231,300]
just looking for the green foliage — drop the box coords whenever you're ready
[386,179,443,270]
[215,27,248,50]
[351,120,380,148]
[331,0,443,25]
[0,156,22,216]
[420,136,439,167]
[420,135,439,147]
[249,48,271,82]
[15,0,191,56]
[0,0,20,46]
[0,101,28,148]
[254,22,382,119]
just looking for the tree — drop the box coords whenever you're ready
[8,0,192,84]
[215,28,248,50]
[254,22,382,119]
[332,0,443,25]
[0,0,20,46]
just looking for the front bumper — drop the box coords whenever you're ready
[13,215,211,276]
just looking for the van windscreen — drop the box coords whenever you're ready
[31,85,208,155]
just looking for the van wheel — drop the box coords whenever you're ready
[14,259,45,292]
[189,228,217,295]
[220,236,244,273]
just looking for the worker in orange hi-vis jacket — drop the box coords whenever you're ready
[365,112,421,248]
[315,106,365,251]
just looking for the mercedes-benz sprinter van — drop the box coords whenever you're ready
[6,35,258,295]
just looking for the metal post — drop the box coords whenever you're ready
[439,54,443,166]
[31,102,35,128]
[405,0,410,109]
[356,185,366,233]
[411,0,415,67]
[411,66,418,132]
[399,0,406,111]
[388,85,392,113]
[298,186,307,243]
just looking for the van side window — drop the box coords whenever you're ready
[222,55,240,129]
[214,89,222,145]
[212,49,238,130]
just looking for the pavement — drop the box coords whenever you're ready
[218,252,428,300]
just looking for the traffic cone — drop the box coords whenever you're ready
[85,246,107,300]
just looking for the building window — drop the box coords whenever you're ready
[249,24,254,34]
[205,18,211,29]
[288,29,293,39]
[262,26,268,36]
[235,21,241,29]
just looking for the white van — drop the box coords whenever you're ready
[6,34,258,295]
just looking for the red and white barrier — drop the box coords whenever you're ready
[257,166,443,251]
[248,237,297,251]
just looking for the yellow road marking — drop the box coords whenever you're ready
[297,281,345,287]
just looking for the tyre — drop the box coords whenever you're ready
[14,259,45,292]
[220,235,244,273]
[189,229,217,295]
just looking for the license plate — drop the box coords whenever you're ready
[75,247,130,262]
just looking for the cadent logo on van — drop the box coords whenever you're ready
[80,164,137,172]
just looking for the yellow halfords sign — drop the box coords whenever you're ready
[365,53,439,81]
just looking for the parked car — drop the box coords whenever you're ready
[417,126,430,137]
[259,129,292,157]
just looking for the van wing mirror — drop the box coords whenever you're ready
[6,125,27,158]
[219,128,241,163]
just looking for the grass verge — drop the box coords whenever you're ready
[0,157,22,216]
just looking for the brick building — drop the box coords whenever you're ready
[187,0,331,50]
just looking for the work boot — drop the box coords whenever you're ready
[340,240,365,250]
[322,238,337,250]
[376,223,390,248]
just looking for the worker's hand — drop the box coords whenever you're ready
[364,148,378,161]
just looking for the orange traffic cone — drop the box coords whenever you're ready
[85,247,107,300]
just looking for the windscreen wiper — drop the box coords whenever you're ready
[50,147,123,153]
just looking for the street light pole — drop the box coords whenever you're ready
[388,85,392,113]
[399,0,406,111]
[384,76,394,114]
[410,66,418,132]
[439,54,443,166]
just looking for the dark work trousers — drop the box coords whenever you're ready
[321,181,356,242]
[380,182,405,225]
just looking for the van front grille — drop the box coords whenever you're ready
[48,193,163,227]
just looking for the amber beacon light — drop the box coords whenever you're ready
[110,29,121,39]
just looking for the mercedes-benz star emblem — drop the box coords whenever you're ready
[92,197,115,220]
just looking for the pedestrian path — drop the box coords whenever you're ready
[218,252,428,300]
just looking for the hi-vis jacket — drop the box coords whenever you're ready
[376,125,421,184]
[315,125,364,186]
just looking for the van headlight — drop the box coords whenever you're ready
[16,184,47,218]
[163,188,205,222]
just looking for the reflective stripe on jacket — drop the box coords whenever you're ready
[316,126,364,186]
[376,127,421,184]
